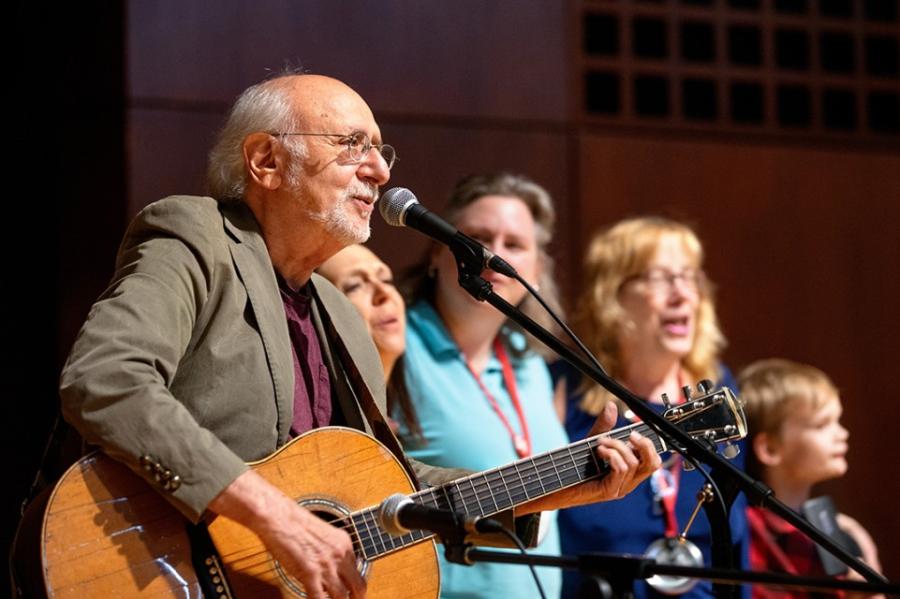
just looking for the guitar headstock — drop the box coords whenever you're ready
[663,383,747,457]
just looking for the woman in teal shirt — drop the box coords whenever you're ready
[320,176,658,597]
[395,173,570,598]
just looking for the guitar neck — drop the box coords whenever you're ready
[344,421,667,561]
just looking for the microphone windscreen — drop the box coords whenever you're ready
[379,187,418,227]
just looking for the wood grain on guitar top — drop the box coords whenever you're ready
[42,427,440,598]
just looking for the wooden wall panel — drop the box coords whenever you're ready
[127,109,223,215]
[576,133,900,574]
[127,1,568,121]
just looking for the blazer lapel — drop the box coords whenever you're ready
[221,202,294,444]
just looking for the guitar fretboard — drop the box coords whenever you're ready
[340,422,666,561]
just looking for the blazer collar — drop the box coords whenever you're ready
[221,201,295,444]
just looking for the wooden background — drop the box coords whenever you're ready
[9,1,899,588]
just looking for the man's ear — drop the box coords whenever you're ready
[243,132,284,190]
[753,431,782,467]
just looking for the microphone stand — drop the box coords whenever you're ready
[448,251,888,591]
[453,549,900,598]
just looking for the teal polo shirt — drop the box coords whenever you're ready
[398,300,567,598]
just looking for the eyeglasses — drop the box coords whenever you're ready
[625,268,706,293]
[272,131,397,169]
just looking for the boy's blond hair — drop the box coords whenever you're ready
[738,358,840,477]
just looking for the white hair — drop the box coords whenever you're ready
[206,75,307,200]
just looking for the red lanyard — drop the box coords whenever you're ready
[629,371,687,538]
[463,338,532,458]
[654,458,683,537]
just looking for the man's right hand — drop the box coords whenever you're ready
[208,469,366,599]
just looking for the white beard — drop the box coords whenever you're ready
[302,184,377,245]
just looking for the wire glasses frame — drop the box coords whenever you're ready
[623,268,707,294]
[272,131,397,169]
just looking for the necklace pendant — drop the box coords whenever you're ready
[644,537,703,595]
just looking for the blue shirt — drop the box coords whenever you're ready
[551,359,750,599]
[398,301,568,598]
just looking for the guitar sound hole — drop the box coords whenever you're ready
[270,498,370,598]
[311,509,340,524]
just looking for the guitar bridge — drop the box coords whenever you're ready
[187,522,236,599]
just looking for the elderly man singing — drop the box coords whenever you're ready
[17,74,659,599]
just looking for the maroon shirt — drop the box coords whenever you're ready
[278,277,333,435]
[747,506,842,599]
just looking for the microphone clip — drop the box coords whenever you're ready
[451,233,496,302]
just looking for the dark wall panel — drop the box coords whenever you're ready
[127,1,568,121]
[128,109,223,214]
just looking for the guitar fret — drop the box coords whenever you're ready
[357,512,379,559]
[550,451,577,487]
[486,470,512,512]
[483,474,500,513]
[513,460,534,501]
[359,510,378,556]
[420,488,439,509]
[466,479,480,515]
[536,455,564,491]
[509,462,530,503]
[531,456,548,494]
[365,509,388,555]
[472,477,496,514]
[497,468,515,507]
[563,445,583,486]
[448,482,465,513]
[351,513,373,560]
[586,439,605,477]
[549,453,565,490]
[384,523,397,551]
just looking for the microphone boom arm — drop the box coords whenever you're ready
[453,270,888,586]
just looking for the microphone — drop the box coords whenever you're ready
[378,187,518,277]
[378,493,504,539]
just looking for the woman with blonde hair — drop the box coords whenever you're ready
[552,216,749,599]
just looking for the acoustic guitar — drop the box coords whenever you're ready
[41,386,746,598]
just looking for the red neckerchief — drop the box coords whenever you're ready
[463,338,532,458]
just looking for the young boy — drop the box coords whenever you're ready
[739,358,882,598]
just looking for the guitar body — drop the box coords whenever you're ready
[41,427,440,598]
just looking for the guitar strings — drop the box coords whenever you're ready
[336,422,664,558]
[225,423,670,584]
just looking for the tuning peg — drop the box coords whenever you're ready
[722,443,741,460]
[682,459,695,471]
[681,385,692,402]
[660,392,672,409]
[697,379,714,394]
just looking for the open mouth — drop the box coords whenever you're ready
[661,315,691,336]
[352,194,375,207]
[349,195,375,216]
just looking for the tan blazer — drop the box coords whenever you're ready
[60,196,454,522]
